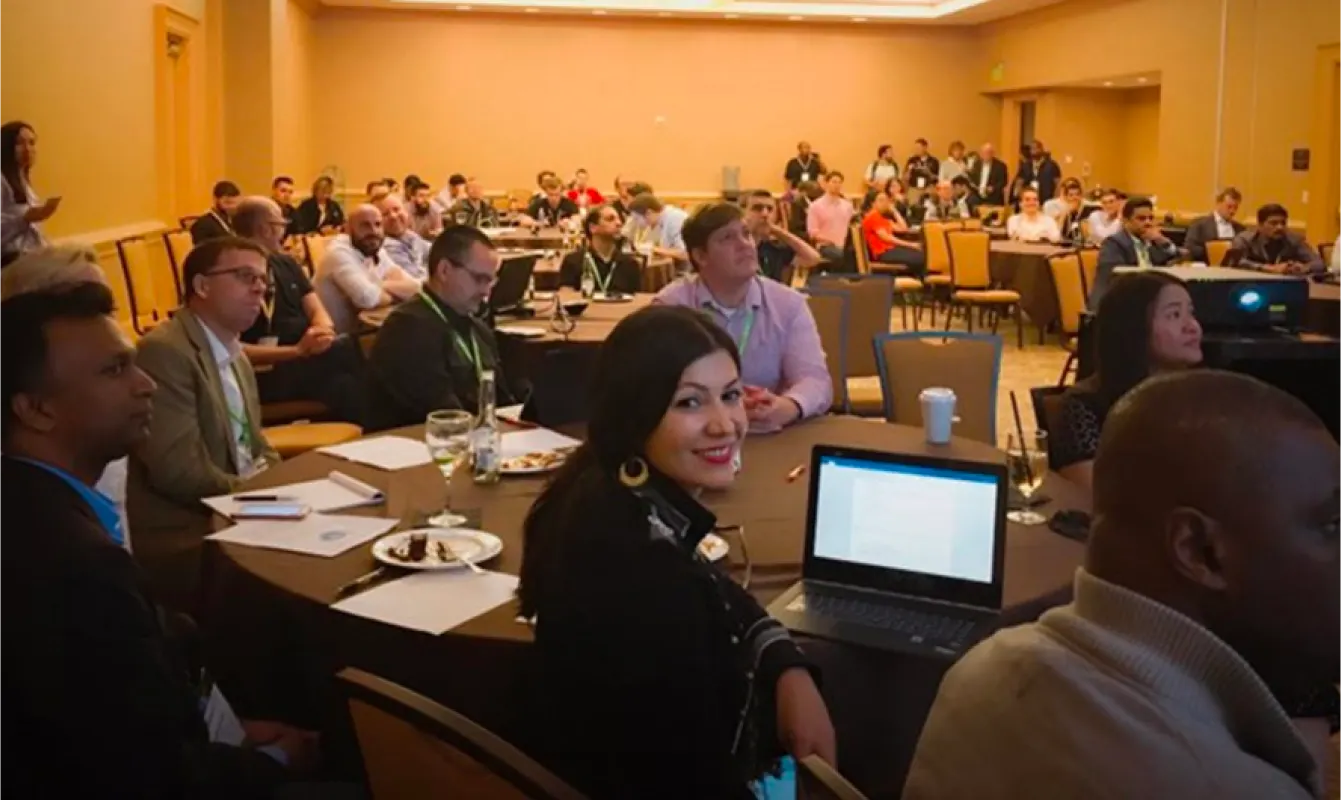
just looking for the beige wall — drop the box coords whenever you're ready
[978,0,1340,217]
[1,0,208,237]
[271,0,316,182]
[1037,89,1130,192]
[1121,87,1161,196]
[308,9,999,195]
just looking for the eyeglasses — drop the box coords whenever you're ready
[205,268,272,289]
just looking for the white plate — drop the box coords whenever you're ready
[697,533,729,563]
[496,325,545,339]
[592,293,634,303]
[372,528,503,571]
[499,451,568,475]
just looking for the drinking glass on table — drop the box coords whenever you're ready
[425,409,473,528]
[1004,430,1049,526]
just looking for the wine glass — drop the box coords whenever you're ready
[1004,431,1049,525]
[425,409,473,528]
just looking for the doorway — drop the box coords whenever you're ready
[154,5,201,225]
[1018,101,1037,158]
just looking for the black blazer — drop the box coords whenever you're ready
[189,211,232,246]
[558,247,642,295]
[967,158,1009,205]
[293,197,345,234]
[364,290,522,432]
[1014,158,1062,203]
[1089,229,1180,310]
[1182,214,1245,263]
[1,457,285,799]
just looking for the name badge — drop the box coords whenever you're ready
[259,336,279,347]
[801,172,810,182]
[1030,180,1039,189]
[917,177,927,188]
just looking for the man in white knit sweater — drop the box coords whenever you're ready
[904,370,1338,799]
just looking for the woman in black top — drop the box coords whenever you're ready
[293,175,345,234]
[1053,271,1202,489]
[518,305,834,800]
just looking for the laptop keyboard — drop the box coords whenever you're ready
[805,591,975,647]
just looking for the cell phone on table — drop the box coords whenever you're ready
[752,756,796,800]
[233,502,311,520]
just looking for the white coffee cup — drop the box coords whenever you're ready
[919,387,957,445]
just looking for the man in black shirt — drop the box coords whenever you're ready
[232,197,365,423]
[1014,139,1062,206]
[365,226,524,432]
[270,176,297,237]
[905,138,940,193]
[189,180,242,245]
[560,205,643,294]
[519,176,579,227]
[742,189,821,284]
[784,141,825,190]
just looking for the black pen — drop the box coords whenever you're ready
[235,494,298,502]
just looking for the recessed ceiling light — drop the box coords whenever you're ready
[1102,81,1114,87]
[455,3,470,9]
[724,12,738,18]
[523,7,538,12]
[851,16,867,22]
[1137,76,1148,83]
[592,8,606,14]
[788,14,803,20]
[657,10,671,16]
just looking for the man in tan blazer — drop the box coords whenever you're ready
[128,236,279,613]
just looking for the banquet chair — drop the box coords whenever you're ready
[797,755,869,800]
[1205,238,1234,267]
[873,331,1003,445]
[1078,247,1099,299]
[263,421,363,459]
[805,289,851,414]
[114,235,168,336]
[337,668,587,800]
[1029,385,1068,468]
[1048,252,1086,385]
[946,230,1025,349]
[304,233,334,275]
[919,221,955,325]
[178,214,200,230]
[161,229,192,303]
[849,222,922,330]
[807,273,893,417]
[1320,241,1334,267]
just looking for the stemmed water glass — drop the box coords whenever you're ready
[1004,430,1049,525]
[425,409,473,528]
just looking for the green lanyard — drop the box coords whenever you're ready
[420,291,483,380]
[224,363,255,451]
[583,250,615,293]
[733,308,757,359]
[1134,238,1153,268]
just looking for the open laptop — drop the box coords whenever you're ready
[768,445,1008,660]
[488,253,540,317]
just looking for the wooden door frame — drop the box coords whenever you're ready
[153,4,201,226]
[1307,44,1340,244]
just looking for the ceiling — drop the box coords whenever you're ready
[1061,71,1162,89]
[319,0,1070,25]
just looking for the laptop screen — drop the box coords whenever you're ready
[811,452,1001,584]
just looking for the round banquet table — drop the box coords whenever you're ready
[203,415,1088,797]
[989,240,1072,341]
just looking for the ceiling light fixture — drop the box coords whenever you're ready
[725,12,738,18]
[523,7,538,12]
[788,14,803,20]
[657,10,671,16]
[1102,81,1114,87]
[1137,77,1148,83]
[592,8,606,14]
[455,3,471,9]
[852,16,867,22]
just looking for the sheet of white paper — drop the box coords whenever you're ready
[497,404,524,423]
[203,478,382,518]
[206,513,397,558]
[500,428,581,458]
[318,436,432,471]
[332,570,519,635]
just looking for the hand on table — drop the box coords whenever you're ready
[775,667,836,766]
[744,386,801,433]
[1262,262,1305,275]
[243,719,320,774]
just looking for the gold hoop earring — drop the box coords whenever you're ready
[618,456,649,488]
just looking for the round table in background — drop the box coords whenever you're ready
[204,416,1088,798]
[989,240,1072,340]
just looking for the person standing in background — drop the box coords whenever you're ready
[784,141,825,190]
[294,175,345,235]
[968,143,1009,206]
[863,145,900,193]
[904,138,940,193]
[938,140,968,183]
[0,121,58,267]
[1015,140,1062,206]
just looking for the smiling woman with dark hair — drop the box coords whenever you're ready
[1053,270,1202,490]
[1,121,58,264]
[519,304,834,799]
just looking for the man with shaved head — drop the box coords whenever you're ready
[313,203,420,334]
[373,194,429,280]
[905,370,1338,799]
[232,197,364,423]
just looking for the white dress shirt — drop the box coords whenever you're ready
[1213,213,1236,239]
[1007,212,1062,243]
[199,322,255,478]
[314,234,411,333]
[1086,210,1123,244]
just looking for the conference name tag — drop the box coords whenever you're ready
[259,336,279,347]
[801,172,810,182]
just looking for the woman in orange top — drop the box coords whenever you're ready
[861,191,926,277]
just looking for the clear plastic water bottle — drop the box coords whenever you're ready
[471,370,501,485]
[580,268,596,299]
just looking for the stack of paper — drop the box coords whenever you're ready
[318,436,432,471]
[206,513,397,558]
[500,428,580,458]
[203,471,384,518]
[332,570,519,634]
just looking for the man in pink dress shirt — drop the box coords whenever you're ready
[806,172,855,264]
[654,203,832,432]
